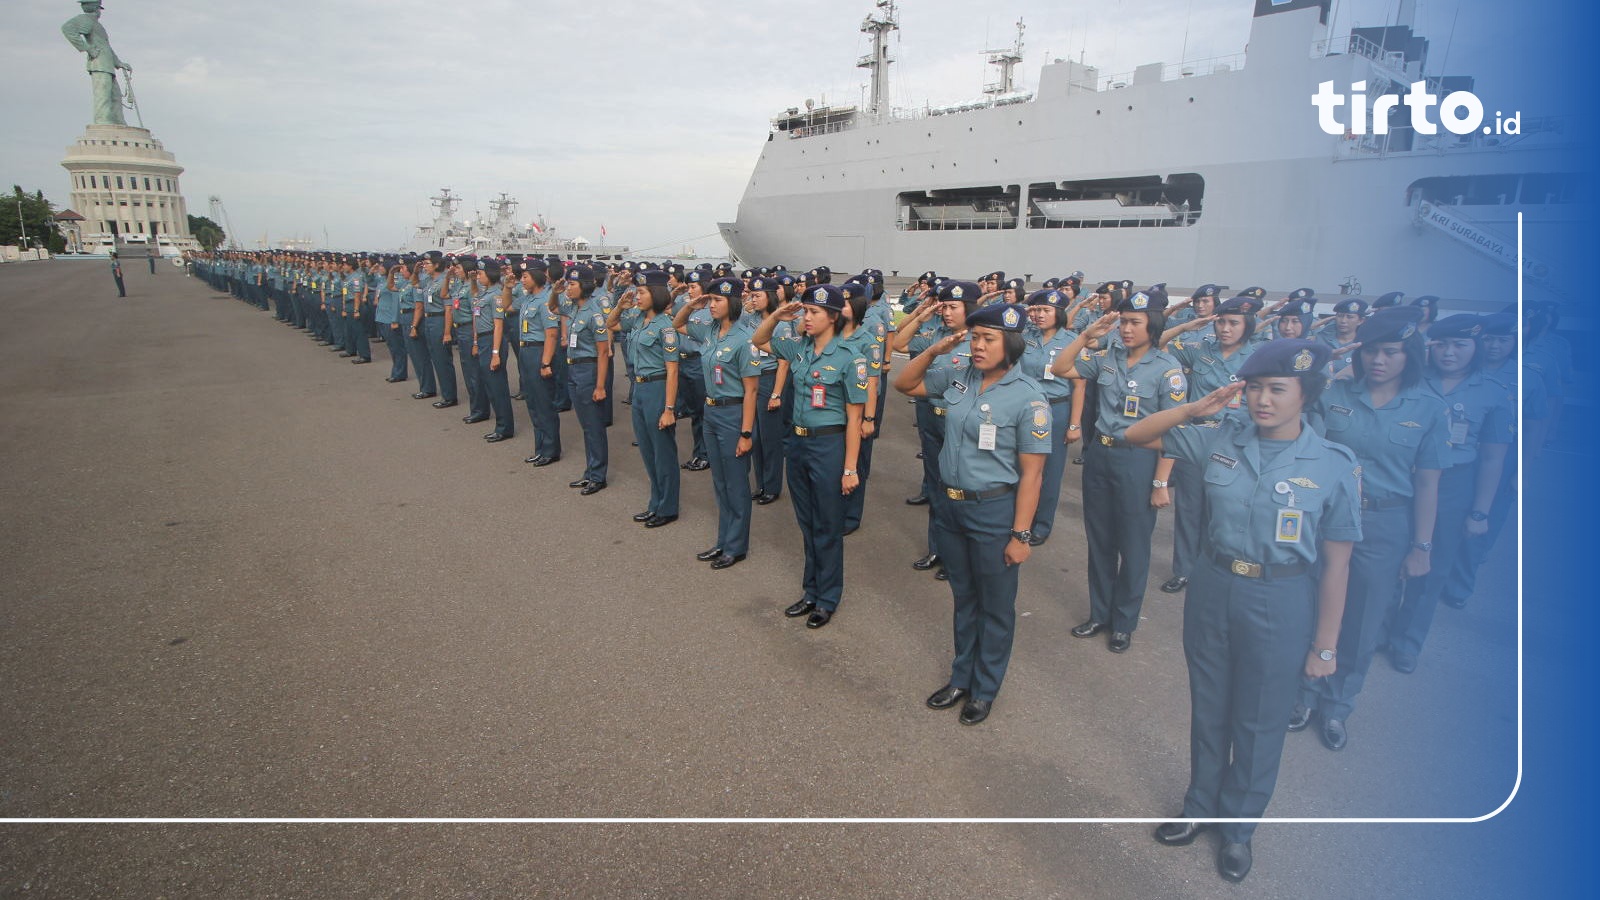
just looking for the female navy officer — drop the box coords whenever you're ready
[558,266,613,495]
[515,259,562,466]
[743,276,794,504]
[1384,314,1513,672]
[1019,288,1079,544]
[895,302,1050,725]
[1128,339,1360,884]
[1051,286,1188,653]
[478,260,515,442]
[613,269,681,526]
[750,284,869,629]
[1291,306,1448,751]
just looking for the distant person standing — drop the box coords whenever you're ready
[109,251,126,297]
[147,245,158,275]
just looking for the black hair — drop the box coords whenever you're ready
[1218,310,1256,342]
[817,307,844,337]
[1001,331,1026,367]
[642,284,672,315]
[1351,333,1426,389]
[722,291,745,323]
[845,292,870,328]
[483,267,502,286]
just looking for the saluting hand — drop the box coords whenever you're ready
[774,300,803,321]
[1083,311,1120,341]
[1190,382,1244,420]
[1330,341,1362,357]
[928,328,968,356]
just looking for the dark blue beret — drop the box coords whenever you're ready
[1480,313,1515,336]
[1116,284,1169,314]
[966,302,1027,333]
[1236,286,1267,300]
[637,270,670,287]
[1373,291,1405,308]
[1025,289,1067,307]
[709,277,744,299]
[1287,287,1315,301]
[1040,278,1060,290]
[801,283,845,310]
[1356,306,1426,344]
[686,269,710,284]
[1191,284,1219,300]
[938,280,981,303]
[840,280,869,300]
[1411,294,1441,310]
[1236,339,1330,379]
[1215,296,1259,317]
[1332,298,1369,316]
[1276,299,1313,318]
[1428,313,1483,341]
[982,270,1006,283]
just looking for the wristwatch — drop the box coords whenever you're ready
[739,430,753,439]
[1468,510,1489,522]
[1151,480,1169,489]
[1009,529,1034,544]
[843,468,858,476]
[1068,424,1081,431]
[1316,648,1337,661]
[1412,541,1433,552]
[863,416,876,423]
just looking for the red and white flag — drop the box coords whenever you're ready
[600,225,607,239]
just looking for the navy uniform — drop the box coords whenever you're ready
[419,254,458,407]
[762,284,869,627]
[840,279,887,534]
[619,270,680,522]
[475,264,514,441]
[1162,296,1260,592]
[561,268,613,492]
[1385,315,1514,666]
[1320,298,1367,377]
[1019,289,1078,541]
[745,276,792,503]
[917,303,1051,724]
[674,269,714,469]
[399,261,436,398]
[690,278,761,565]
[449,260,488,422]
[908,282,976,574]
[514,261,562,464]
[1167,283,1218,327]
[376,259,408,383]
[1069,286,1188,651]
[1143,340,1362,880]
[1298,306,1450,749]
[904,279,945,512]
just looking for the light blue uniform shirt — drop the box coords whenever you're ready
[769,332,869,428]
[419,273,446,315]
[691,320,759,401]
[1316,379,1451,500]
[448,276,473,327]
[1074,345,1189,440]
[1021,326,1078,402]
[470,284,501,335]
[1423,369,1516,466]
[620,310,679,377]
[923,362,1052,492]
[1162,415,1364,566]
[564,295,611,361]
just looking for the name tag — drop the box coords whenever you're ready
[567,331,578,349]
[1123,395,1140,418]
[1276,508,1303,544]
[1448,418,1469,445]
[1043,350,1057,380]
[1210,452,1239,469]
[977,422,998,451]
[810,384,827,408]
[714,364,724,386]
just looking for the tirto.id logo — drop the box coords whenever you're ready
[1313,81,1521,136]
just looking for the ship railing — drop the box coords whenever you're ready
[1333,115,1569,158]
[1313,34,1411,82]
[786,119,860,139]
[894,212,1200,231]
[1094,52,1247,92]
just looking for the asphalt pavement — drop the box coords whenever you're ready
[0,260,1526,898]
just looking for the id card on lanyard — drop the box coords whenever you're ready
[714,364,724,386]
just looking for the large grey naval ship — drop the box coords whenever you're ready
[720,0,1572,301]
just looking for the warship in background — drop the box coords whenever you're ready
[400,189,630,261]
[720,0,1575,303]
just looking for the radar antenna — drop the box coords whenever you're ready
[983,19,1026,96]
[857,1,899,119]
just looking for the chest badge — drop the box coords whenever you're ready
[1288,477,1320,489]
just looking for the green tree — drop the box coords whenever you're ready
[187,214,225,251]
[0,187,67,253]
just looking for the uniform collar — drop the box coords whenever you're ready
[1230,414,1323,472]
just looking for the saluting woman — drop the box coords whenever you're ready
[612,269,681,526]
[743,275,794,504]
[1018,288,1080,544]
[1127,339,1360,885]
[895,302,1050,726]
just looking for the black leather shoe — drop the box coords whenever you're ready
[1109,632,1132,653]
[635,511,658,523]
[463,413,489,424]
[339,351,355,357]
[1161,576,1189,593]
[912,554,941,571]
[1071,620,1106,639]
[1389,649,1418,674]
[643,513,676,527]
[926,685,968,710]
[385,376,406,383]
[512,392,524,401]
[958,698,991,725]
[484,432,506,442]
[580,482,608,496]
[412,391,437,400]
[1071,456,1085,465]
[842,525,859,537]
[934,569,949,581]
[695,547,724,561]
[751,491,766,501]
[756,492,780,505]
[915,451,925,459]
[690,457,711,471]
[1442,595,1467,610]
[1154,821,1208,847]
[1320,716,1348,751]
[785,599,816,618]
[351,357,372,365]
[710,553,746,570]
[1217,842,1252,883]
[432,399,458,409]
[805,608,833,629]
[525,455,559,467]
[1287,704,1313,732]
[568,479,590,489]
[905,494,930,506]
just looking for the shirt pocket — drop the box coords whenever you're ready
[1388,423,1424,450]
[1323,408,1355,434]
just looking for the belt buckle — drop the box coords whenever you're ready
[794,425,808,437]
[945,487,963,501]
[1099,434,1114,446]
[1230,559,1260,577]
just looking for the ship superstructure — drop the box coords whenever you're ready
[402,188,630,261]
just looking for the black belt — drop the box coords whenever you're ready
[705,396,741,407]
[1097,434,1134,448]
[1361,495,1409,511]
[634,373,667,384]
[792,424,845,437]
[521,340,545,349]
[941,483,1016,502]
[424,312,444,318]
[568,357,597,365]
[1048,395,1072,405]
[1213,552,1310,580]
[679,352,702,361]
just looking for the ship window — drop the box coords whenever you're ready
[1025,174,1204,229]
[896,185,1020,231]
[1406,173,1580,207]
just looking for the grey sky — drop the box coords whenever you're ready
[4,0,1515,255]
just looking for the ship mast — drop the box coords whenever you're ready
[857,0,899,120]
[983,19,1026,97]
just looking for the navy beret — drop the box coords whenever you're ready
[1428,313,1483,341]
[983,270,1006,282]
[1287,287,1315,301]
[917,270,937,284]
[1115,284,1169,314]
[801,283,845,310]
[938,280,982,303]
[1411,294,1441,310]
[839,280,869,300]
[637,270,670,287]
[1332,299,1369,316]
[1373,291,1405,308]
[1356,306,1426,344]
[1191,284,1219,300]
[1004,277,1026,292]
[1095,281,1117,294]
[966,302,1027,333]
[1277,299,1313,318]
[709,277,744,299]
[748,277,778,293]
[1235,339,1330,379]
[1025,289,1067,307]
[1040,278,1060,290]
[686,269,710,284]
[1215,296,1259,317]
[523,258,548,272]
[1236,286,1267,300]
[1480,313,1515,336]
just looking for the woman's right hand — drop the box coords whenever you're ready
[929,329,968,356]
[1190,382,1244,420]
[1082,312,1120,341]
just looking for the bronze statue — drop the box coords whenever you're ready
[61,0,132,126]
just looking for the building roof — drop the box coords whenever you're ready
[54,209,87,222]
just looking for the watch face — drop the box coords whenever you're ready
[1318,650,1335,661]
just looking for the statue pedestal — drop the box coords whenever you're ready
[60,124,197,256]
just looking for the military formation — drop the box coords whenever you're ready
[187,248,1559,884]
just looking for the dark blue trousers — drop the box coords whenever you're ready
[457,328,486,418]
[347,312,371,361]
[384,323,408,380]
[517,343,561,461]
[843,374,887,531]
[1182,558,1315,843]
[1301,505,1409,720]
[916,402,947,557]
[786,429,847,611]
[1081,439,1160,633]
[570,360,608,483]
[1390,463,1476,659]
[705,404,752,556]
[1169,455,1203,578]
[933,491,1020,701]
[752,368,785,498]
[421,317,456,403]
[1032,398,1072,540]
[678,360,708,460]
[630,379,679,517]
[550,354,572,411]
[404,320,435,394]
[477,332,513,438]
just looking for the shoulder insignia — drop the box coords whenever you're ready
[1032,407,1049,428]
[1288,477,1320,489]
[856,362,868,379]
[1353,465,1363,478]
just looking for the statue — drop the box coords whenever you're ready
[61,0,132,126]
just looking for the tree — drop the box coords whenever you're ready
[0,186,67,253]
[187,214,225,251]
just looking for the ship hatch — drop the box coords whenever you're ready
[1025,174,1203,228]
[896,185,1021,231]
